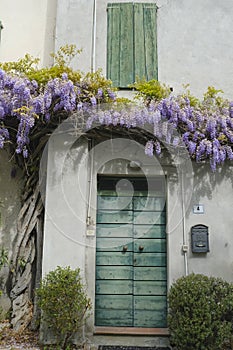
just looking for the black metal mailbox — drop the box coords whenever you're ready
[191,224,209,253]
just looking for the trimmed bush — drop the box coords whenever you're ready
[168,273,233,350]
[36,266,91,349]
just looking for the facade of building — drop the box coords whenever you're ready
[1,0,233,98]
[1,0,233,346]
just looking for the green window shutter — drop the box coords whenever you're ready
[107,3,157,88]
[134,3,158,81]
[107,3,134,88]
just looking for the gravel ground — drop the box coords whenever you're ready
[0,321,40,349]
[0,321,84,349]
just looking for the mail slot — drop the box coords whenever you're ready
[191,224,209,253]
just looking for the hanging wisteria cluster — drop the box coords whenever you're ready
[86,95,233,171]
[0,67,233,171]
[0,69,116,157]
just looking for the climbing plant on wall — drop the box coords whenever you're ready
[0,45,116,331]
[0,45,233,331]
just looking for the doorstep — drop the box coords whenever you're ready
[94,328,169,336]
[98,347,171,350]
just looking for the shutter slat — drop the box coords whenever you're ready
[119,3,134,87]
[134,3,158,81]
[107,4,121,86]
[107,3,134,87]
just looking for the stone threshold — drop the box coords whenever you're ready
[98,347,171,350]
[95,327,169,336]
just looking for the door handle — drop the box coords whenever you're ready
[123,246,128,252]
[139,245,144,251]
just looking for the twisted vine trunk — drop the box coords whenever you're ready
[9,182,44,331]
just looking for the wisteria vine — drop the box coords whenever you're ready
[0,69,116,159]
[86,93,233,171]
[0,67,233,171]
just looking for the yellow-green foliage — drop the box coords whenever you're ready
[0,45,118,96]
[27,66,82,86]
[131,78,171,102]
[0,45,82,86]
[116,97,134,104]
[83,69,115,94]
[179,84,229,110]
[0,53,40,75]
[50,44,82,67]
[180,84,200,107]
[28,45,83,85]
[203,85,228,108]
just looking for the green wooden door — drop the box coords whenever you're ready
[95,176,167,328]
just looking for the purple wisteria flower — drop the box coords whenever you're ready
[206,119,217,139]
[155,141,161,155]
[145,140,154,157]
[97,88,103,99]
[107,88,116,101]
[0,128,9,148]
[188,140,196,155]
[1,66,233,169]
[226,146,233,160]
[229,102,233,118]
[90,96,97,106]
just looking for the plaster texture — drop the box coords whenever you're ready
[1,0,233,97]
[42,127,233,344]
[0,0,57,67]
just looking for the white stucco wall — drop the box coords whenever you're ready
[54,0,233,99]
[42,127,89,276]
[158,0,233,99]
[186,163,233,279]
[0,0,57,66]
[42,124,233,339]
[1,0,233,98]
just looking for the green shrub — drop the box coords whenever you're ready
[36,266,91,349]
[168,273,233,350]
[130,78,171,103]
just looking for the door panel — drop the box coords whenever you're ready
[96,280,133,294]
[95,176,167,328]
[97,223,132,238]
[134,281,167,295]
[134,211,166,225]
[96,294,133,309]
[96,252,133,265]
[134,310,167,327]
[134,296,167,311]
[95,309,133,327]
[95,294,133,327]
[134,224,166,239]
[96,238,133,251]
[134,238,166,252]
[134,252,167,266]
[96,265,133,280]
[133,197,165,211]
[98,196,133,210]
[97,210,133,224]
[134,296,167,327]
[134,266,167,281]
